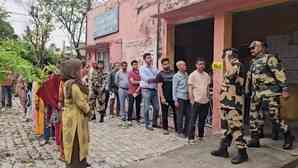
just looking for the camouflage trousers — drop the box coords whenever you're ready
[250,95,288,134]
[222,108,247,149]
[89,96,106,115]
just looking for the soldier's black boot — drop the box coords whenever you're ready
[283,131,295,150]
[211,135,232,158]
[272,122,280,140]
[247,132,260,148]
[99,114,105,123]
[231,148,248,164]
[259,126,265,139]
[90,113,96,121]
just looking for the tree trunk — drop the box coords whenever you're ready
[75,48,82,59]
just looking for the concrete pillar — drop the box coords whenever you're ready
[212,13,232,130]
[163,22,175,69]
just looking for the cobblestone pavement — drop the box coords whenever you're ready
[0,105,187,168]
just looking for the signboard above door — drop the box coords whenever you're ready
[93,7,119,39]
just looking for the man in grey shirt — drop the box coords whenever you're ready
[173,60,190,138]
[115,61,129,127]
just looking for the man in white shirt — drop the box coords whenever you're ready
[188,58,211,143]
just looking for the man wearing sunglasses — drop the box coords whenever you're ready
[246,41,295,150]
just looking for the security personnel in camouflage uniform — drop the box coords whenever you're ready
[88,61,107,122]
[246,41,295,150]
[211,48,248,164]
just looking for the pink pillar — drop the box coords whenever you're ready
[212,13,232,131]
[90,50,97,64]
[162,22,175,69]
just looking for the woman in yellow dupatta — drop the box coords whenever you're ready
[60,58,90,168]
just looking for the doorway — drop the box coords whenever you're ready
[174,18,214,73]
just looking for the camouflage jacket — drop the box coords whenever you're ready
[245,53,288,96]
[220,58,245,111]
[88,68,105,99]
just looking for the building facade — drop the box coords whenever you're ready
[86,0,298,129]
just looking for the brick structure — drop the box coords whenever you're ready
[86,0,294,130]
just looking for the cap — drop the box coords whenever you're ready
[222,48,239,58]
[249,41,267,49]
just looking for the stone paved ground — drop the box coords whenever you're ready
[1,102,297,168]
[128,135,298,168]
[0,105,187,168]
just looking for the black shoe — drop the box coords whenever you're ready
[283,131,295,150]
[231,148,248,164]
[211,136,231,158]
[259,127,265,139]
[247,139,260,148]
[211,147,229,158]
[99,115,104,123]
[247,133,260,148]
[90,114,96,121]
[152,124,159,128]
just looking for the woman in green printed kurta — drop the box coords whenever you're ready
[60,58,90,168]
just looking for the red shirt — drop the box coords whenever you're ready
[128,69,141,95]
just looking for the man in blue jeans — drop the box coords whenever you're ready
[140,53,159,131]
[115,61,129,128]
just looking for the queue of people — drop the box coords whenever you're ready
[0,40,296,167]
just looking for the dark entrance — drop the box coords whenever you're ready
[174,18,214,128]
[175,18,214,73]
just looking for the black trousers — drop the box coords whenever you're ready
[128,94,142,121]
[104,90,110,113]
[161,101,177,131]
[66,130,87,168]
[176,99,190,136]
[188,102,209,139]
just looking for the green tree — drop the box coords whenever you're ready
[0,39,57,82]
[0,40,42,82]
[23,0,54,67]
[0,6,16,40]
[45,0,92,58]
[47,45,62,65]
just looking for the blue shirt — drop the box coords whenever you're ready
[173,71,188,101]
[139,65,159,89]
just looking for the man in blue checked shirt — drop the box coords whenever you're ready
[140,53,159,131]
